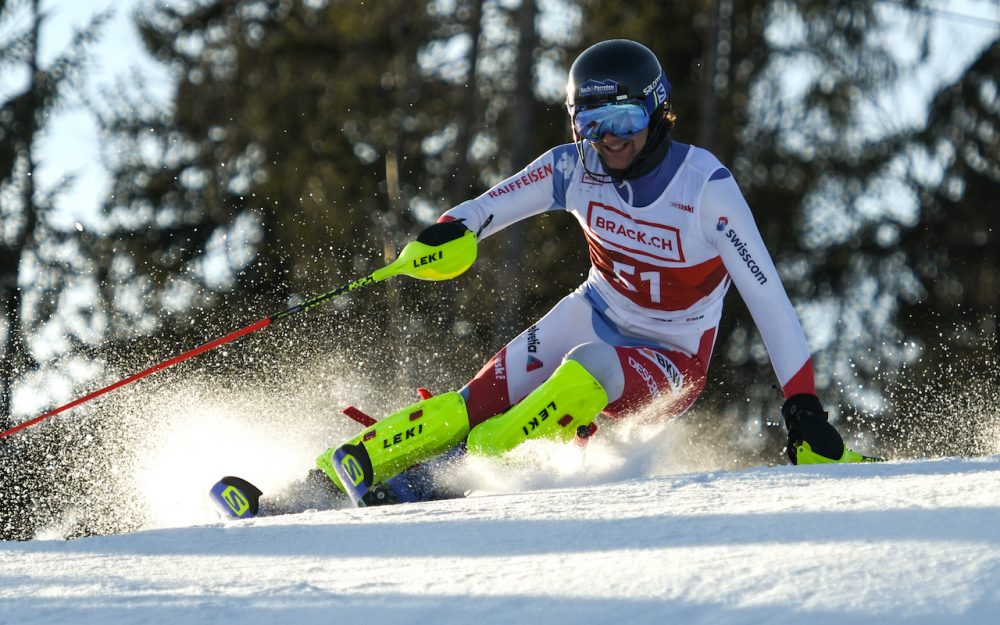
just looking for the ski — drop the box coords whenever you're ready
[209,476,263,519]
[208,468,386,520]
[795,441,886,465]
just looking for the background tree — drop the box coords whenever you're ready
[1,0,105,425]
[92,0,580,391]
[904,38,999,359]
[879,37,1000,458]
[92,0,447,381]
[3,0,998,540]
[0,0,107,539]
[727,0,921,442]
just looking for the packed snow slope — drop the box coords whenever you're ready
[2,455,999,625]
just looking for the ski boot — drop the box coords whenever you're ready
[782,394,884,464]
[316,390,471,506]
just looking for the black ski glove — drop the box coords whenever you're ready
[781,394,844,465]
[417,220,471,246]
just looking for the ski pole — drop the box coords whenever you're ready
[0,224,476,439]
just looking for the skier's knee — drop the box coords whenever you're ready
[564,342,623,403]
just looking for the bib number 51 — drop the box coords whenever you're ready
[613,262,661,304]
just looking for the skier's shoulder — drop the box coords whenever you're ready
[543,142,583,175]
[525,143,585,197]
[676,141,731,182]
[510,143,581,179]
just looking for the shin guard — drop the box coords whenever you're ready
[466,359,609,456]
[316,391,469,505]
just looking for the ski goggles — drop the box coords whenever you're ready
[571,102,650,142]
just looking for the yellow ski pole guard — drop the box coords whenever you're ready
[374,222,478,283]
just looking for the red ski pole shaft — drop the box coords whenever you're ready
[0,318,272,440]
[0,272,380,440]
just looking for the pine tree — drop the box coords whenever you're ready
[0,0,108,539]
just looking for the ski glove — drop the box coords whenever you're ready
[781,394,844,464]
[385,219,476,282]
[418,220,471,246]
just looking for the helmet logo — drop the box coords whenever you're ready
[577,78,622,99]
[643,73,669,108]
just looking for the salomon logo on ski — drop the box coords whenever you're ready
[339,453,366,487]
[208,476,263,520]
[331,443,375,507]
[221,486,249,516]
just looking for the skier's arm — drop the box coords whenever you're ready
[699,170,814,397]
[437,146,576,238]
[699,170,845,464]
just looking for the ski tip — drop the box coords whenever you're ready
[859,454,887,463]
[795,442,888,465]
[843,447,887,463]
[209,476,263,519]
[330,445,372,508]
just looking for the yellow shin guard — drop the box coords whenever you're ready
[467,359,609,456]
[316,391,470,505]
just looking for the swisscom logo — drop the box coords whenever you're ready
[717,216,768,285]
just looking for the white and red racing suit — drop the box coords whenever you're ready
[441,141,816,427]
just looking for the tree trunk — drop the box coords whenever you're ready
[0,286,24,429]
[492,0,537,346]
[450,0,485,206]
[697,0,722,151]
[0,0,41,428]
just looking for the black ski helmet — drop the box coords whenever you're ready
[566,39,670,119]
[565,39,673,181]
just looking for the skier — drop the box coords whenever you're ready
[215,39,872,516]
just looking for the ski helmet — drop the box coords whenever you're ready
[565,40,672,181]
[566,39,670,128]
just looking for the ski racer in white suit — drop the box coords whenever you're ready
[437,39,847,464]
[317,39,860,508]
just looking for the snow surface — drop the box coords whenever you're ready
[3,454,999,625]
